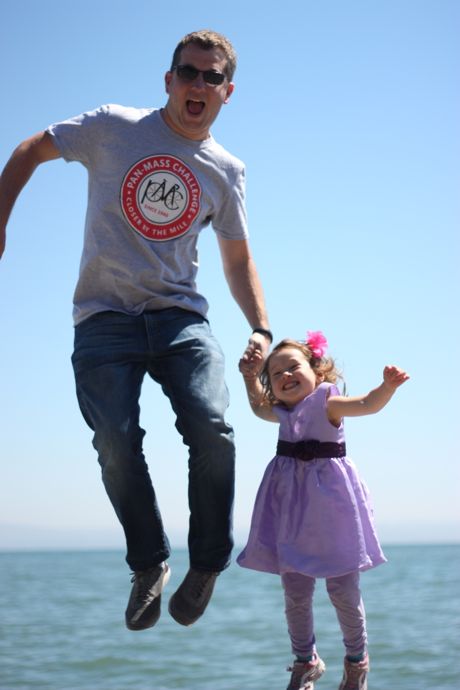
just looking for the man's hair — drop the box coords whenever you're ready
[170,30,237,81]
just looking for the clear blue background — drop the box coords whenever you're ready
[0,0,458,550]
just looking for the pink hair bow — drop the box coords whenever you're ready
[306,331,328,358]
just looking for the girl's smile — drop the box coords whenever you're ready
[268,348,319,407]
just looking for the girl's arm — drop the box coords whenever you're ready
[239,349,278,422]
[327,365,409,426]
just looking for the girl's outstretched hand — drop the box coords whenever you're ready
[383,365,410,389]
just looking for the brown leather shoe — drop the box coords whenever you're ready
[125,562,170,631]
[168,567,219,626]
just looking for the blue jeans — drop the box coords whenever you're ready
[71,308,235,572]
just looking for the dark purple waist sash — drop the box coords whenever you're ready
[276,439,347,462]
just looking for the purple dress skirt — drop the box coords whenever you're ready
[237,383,386,578]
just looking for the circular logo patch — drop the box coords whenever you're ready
[120,155,201,241]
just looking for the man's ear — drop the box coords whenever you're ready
[165,71,172,94]
[223,82,235,104]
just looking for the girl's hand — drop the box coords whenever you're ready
[238,346,264,380]
[239,344,278,423]
[383,365,410,390]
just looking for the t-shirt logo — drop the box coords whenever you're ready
[120,155,201,241]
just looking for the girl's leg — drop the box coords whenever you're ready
[326,571,367,658]
[281,572,317,658]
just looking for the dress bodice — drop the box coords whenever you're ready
[274,382,345,446]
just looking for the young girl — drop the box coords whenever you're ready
[237,331,409,690]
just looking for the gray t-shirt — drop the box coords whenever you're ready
[47,104,248,325]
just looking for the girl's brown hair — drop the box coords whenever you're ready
[260,339,342,406]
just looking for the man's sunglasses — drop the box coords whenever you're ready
[172,64,227,86]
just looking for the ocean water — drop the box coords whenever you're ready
[0,545,459,690]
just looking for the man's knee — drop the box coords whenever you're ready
[93,422,146,471]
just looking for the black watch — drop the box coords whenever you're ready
[252,328,273,343]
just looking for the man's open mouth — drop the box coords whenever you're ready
[187,100,205,115]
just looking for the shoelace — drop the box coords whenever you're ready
[131,566,160,602]
[287,661,317,689]
[342,660,367,689]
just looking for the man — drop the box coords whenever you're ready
[0,30,271,630]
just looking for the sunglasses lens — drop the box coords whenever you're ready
[175,65,226,85]
[204,71,225,85]
[176,65,199,81]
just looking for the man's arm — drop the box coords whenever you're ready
[0,131,61,257]
[218,236,271,355]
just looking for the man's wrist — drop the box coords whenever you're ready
[252,327,273,343]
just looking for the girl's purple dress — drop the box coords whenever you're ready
[237,382,386,578]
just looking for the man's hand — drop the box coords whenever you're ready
[238,332,270,379]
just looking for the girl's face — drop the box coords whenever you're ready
[268,347,319,407]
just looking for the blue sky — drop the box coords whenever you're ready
[0,0,459,551]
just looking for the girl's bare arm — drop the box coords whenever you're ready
[327,365,409,426]
[239,349,278,422]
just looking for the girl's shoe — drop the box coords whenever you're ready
[286,654,326,690]
[338,654,369,690]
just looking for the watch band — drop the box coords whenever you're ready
[252,328,273,343]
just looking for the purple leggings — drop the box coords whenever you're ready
[281,570,367,658]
